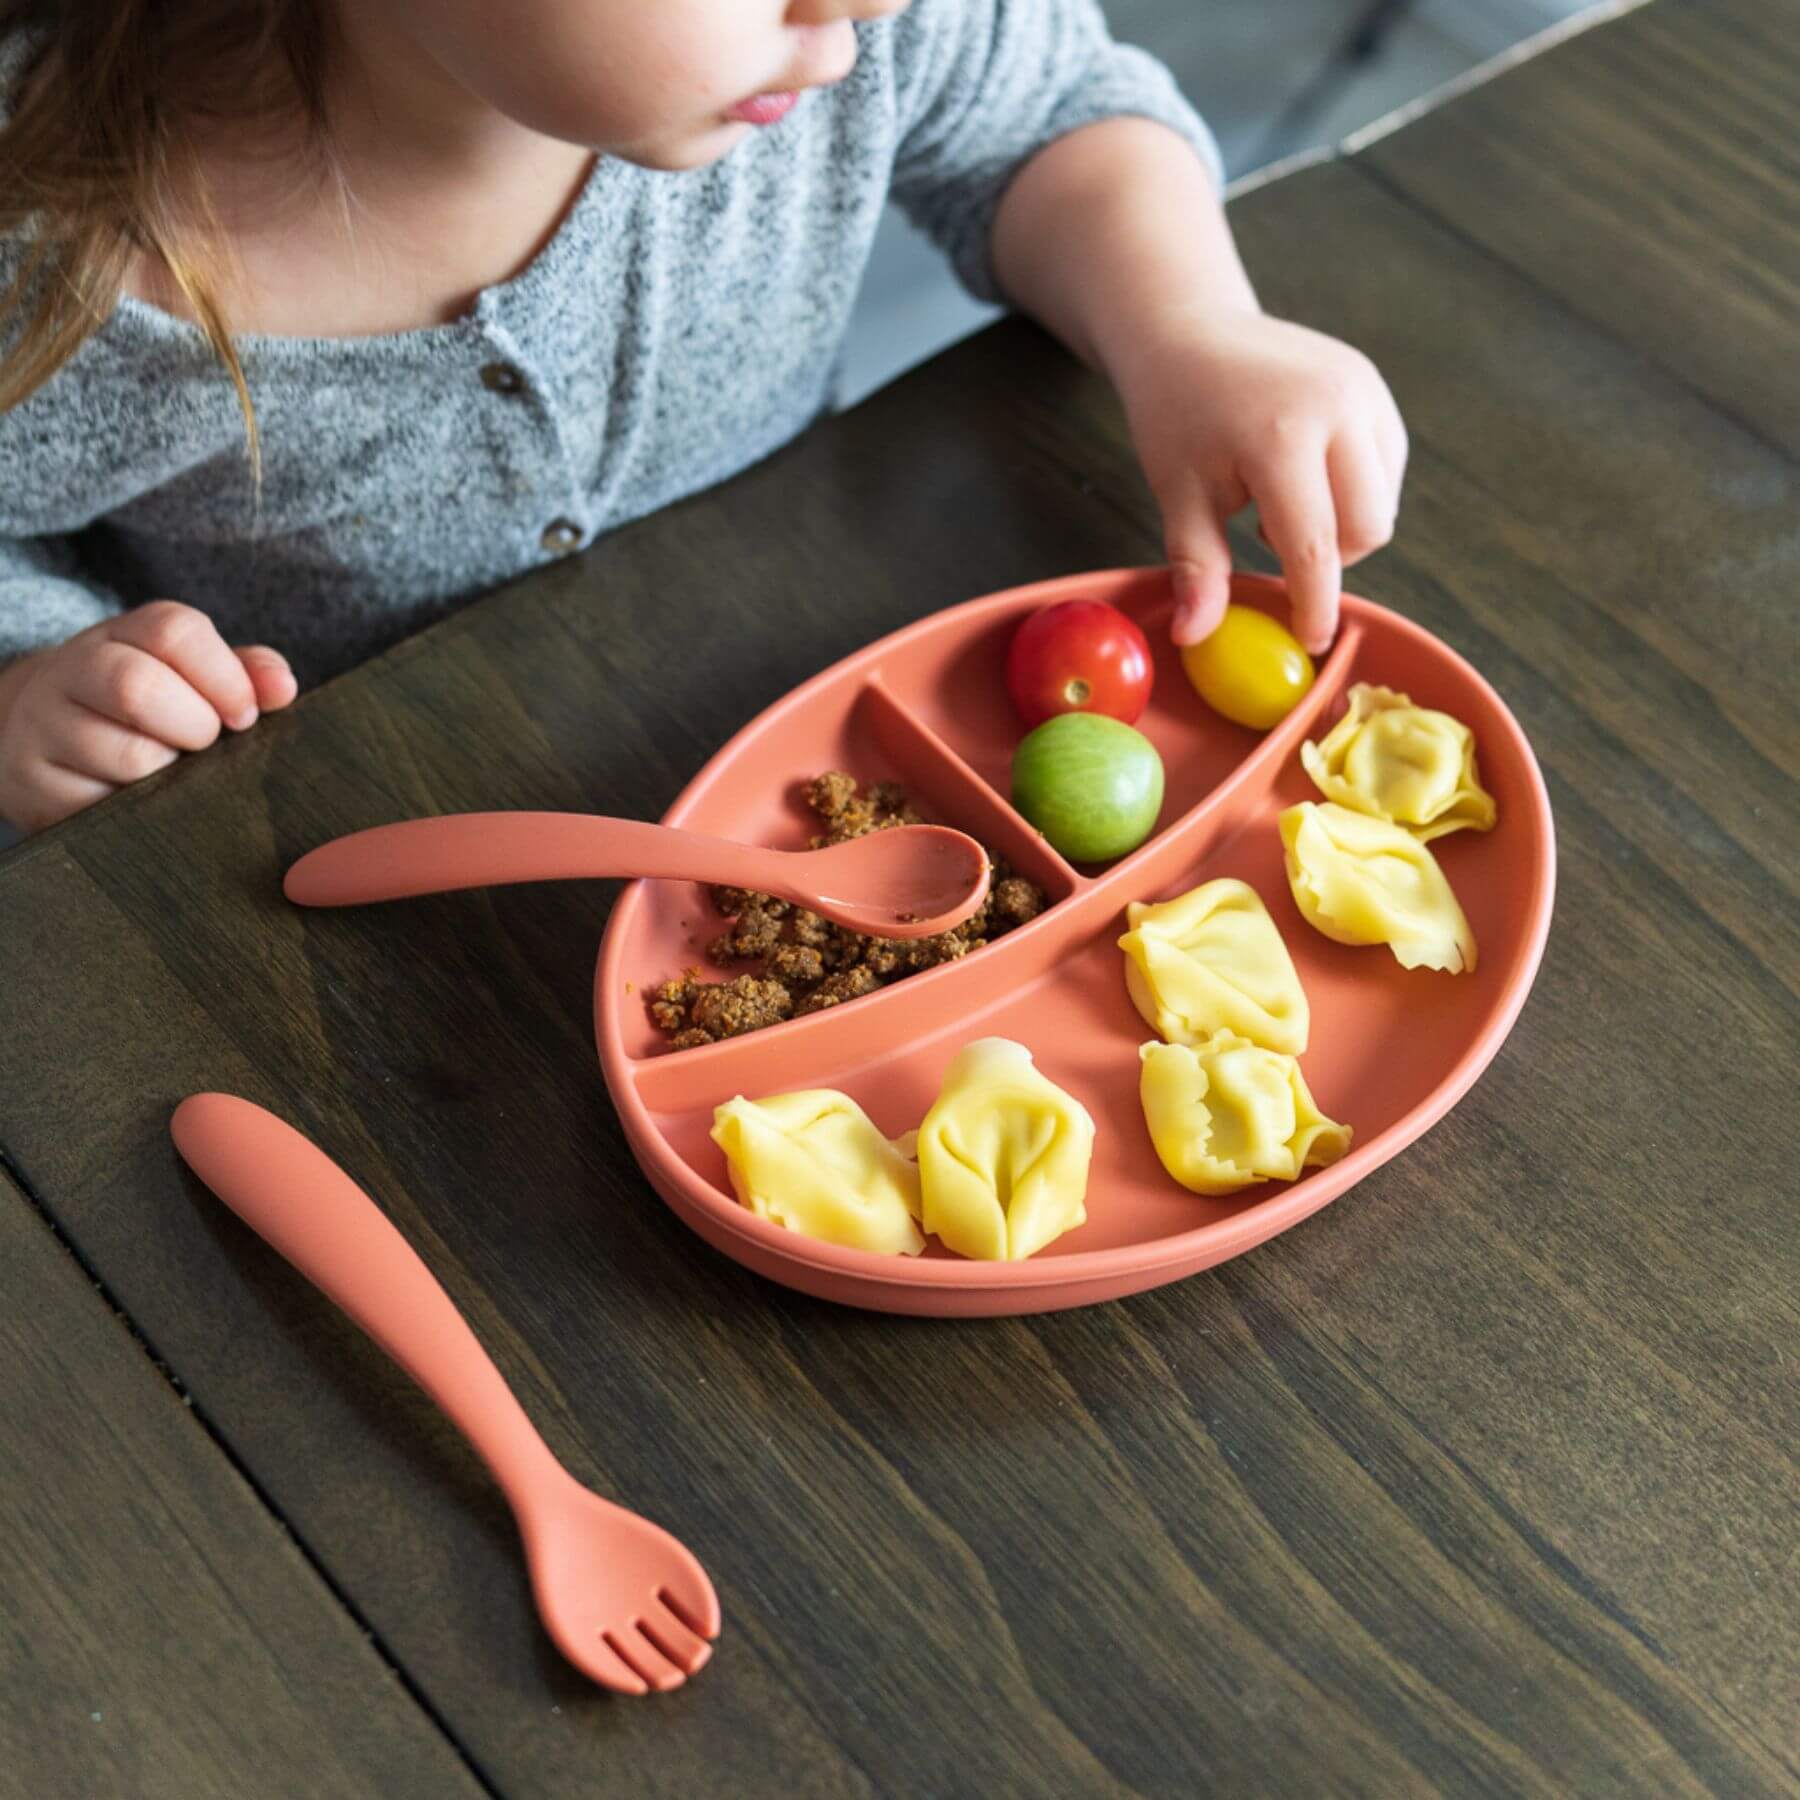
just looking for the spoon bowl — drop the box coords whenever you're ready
[784,825,991,937]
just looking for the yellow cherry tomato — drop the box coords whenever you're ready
[1181,604,1316,730]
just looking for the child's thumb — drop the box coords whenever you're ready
[234,645,298,711]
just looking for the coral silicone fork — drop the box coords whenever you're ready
[169,1092,720,1694]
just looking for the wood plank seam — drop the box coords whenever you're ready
[0,1140,509,1800]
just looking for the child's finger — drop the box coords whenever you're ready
[65,641,224,752]
[1327,429,1397,567]
[1375,402,1409,489]
[1247,447,1342,655]
[43,704,182,786]
[108,601,258,731]
[1161,477,1236,646]
[23,760,117,831]
[235,646,298,711]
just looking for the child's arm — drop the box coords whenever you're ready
[0,556,295,831]
[991,116,1407,654]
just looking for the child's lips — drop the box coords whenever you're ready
[728,26,857,126]
[727,91,801,126]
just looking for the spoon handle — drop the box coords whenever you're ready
[170,1093,562,1507]
[285,811,781,908]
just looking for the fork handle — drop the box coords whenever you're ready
[171,1093,564,1509]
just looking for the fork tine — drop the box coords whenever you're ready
[584,1635,650,1697]
[639,1600,714,1677]
[658,1572,722,1640]
[604,1625,687,1693]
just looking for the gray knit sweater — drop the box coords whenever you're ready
[0,0,1217,686]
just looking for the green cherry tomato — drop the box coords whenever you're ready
[1011,713,1165,862]
[1181,604,1316,730]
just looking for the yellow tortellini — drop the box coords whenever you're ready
[1139,1034,1352,1195]
[711,1089,925,1256]
[1301,683,1496,841]
[1280,802,1477,974]
[917,1038,1095,1261]
[1118,878,1309,1056]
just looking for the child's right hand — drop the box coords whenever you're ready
[0,602,296,832]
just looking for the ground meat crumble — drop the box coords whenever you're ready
[648,772,1045,1048]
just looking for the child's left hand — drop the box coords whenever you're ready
[1116,310,1408,656]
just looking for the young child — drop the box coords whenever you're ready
[0,0,1406,833]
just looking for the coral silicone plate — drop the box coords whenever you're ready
[596,570,1554,1316]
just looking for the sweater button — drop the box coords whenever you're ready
[540,518,582,554]
[480,361,524,394]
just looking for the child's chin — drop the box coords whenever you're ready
[610,125,752,174]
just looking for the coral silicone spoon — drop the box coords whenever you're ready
[169,1092,721,1695]
[283,811,991,940]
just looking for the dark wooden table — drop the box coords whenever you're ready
[3,3,1795,1793]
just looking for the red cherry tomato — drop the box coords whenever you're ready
[1005,600,1154,730]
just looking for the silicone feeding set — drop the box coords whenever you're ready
[593,569,1555,1315]
[214,566,1551,1696]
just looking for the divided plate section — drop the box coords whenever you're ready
[881,569,1328,846]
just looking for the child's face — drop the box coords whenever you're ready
[367,0,912,170]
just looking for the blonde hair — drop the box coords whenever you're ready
[0,0,334,473]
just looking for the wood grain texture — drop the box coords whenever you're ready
[1,2,1796,1793]
[0,1168,488,1800]
[1353,0,1800,459]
